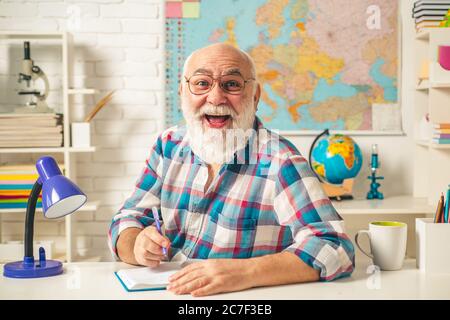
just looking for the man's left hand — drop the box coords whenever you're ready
[166,258,254,297]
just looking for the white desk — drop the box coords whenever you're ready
[1,258,449,300]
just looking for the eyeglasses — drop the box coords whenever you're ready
[184,74,255,95]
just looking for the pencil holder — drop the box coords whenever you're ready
[71,122,91,148]
[416,218,450,273]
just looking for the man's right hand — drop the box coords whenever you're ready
[133,225,171,267]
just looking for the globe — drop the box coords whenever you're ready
[310,133,363,185]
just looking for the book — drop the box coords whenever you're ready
[432,138,450,144]
[0,202,42,209]
[0,164,64,174]
[0,140,63,148]
[413,9,450,17]
[0,165,37,171]
[414,0,450,6]
[434,123,450,129]
[413,0,450,32]
[415,15,447,23]
[415,5,450,12]
[434,128,450,134]
[0,184,34,190]
[0,113,63,148]
[415,20,443,30]
[433,134,450,139]
[115,260,199,292]
[0,113,62,127]
[0,126,62,133]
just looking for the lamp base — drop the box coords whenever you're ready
[3,259,63,278]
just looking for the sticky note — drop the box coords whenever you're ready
[182,2,200,18]
[166,2,182,18]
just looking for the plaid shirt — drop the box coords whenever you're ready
[108,118,355,281]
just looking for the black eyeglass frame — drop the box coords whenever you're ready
[184,74,255,95]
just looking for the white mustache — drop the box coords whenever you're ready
[196,104,235,118]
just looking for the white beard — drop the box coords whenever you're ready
[181,99,256,165]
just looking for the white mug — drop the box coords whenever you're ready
[355,221,407,271]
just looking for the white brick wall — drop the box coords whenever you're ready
[0,3,39,18]
[100,3,158,18]
[39,3,99,18]
[0,0,165,261]
[97,34,158,48]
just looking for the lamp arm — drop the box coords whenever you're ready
[24,180,42,258]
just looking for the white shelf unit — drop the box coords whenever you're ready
[0,147,96,153]
[0,31,99,262]
[68,88,98,95]
[413,28,450,205]
[0,201,99,214]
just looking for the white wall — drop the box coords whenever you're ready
[0,0,417,261]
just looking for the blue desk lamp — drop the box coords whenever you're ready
[3,156,87,278]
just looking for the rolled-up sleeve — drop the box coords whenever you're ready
[273,154,355,281]
[108,136,163,260]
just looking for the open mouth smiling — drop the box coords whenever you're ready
[203,114,231,128]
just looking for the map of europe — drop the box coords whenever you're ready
[165,0,399,131]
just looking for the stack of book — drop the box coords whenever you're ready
[0,165,41,209]
[432,123,450,144]
[0,113,63,148]
[413,0,450,33]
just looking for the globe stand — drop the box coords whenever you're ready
[322,178,355,201]
[366,144,384,200]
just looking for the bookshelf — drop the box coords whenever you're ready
[0,31,99,262]
[413,28,450,205]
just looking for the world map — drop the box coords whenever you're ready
[165,0,399,131]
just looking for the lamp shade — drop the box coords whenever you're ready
[37,156,87,219]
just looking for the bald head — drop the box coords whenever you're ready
[182,43,256,80]
[180,43,261,165]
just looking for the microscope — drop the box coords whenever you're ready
[16,41,52,113]
[367,144,384,200]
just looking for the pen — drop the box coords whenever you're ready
[444,185,450,223]
[434,193,444,223]
[151,207,167,255]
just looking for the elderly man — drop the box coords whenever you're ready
[108,43,355,297]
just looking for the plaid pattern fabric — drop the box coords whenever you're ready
[108,118,355,281]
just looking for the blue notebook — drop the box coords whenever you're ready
[115,261,186,292]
